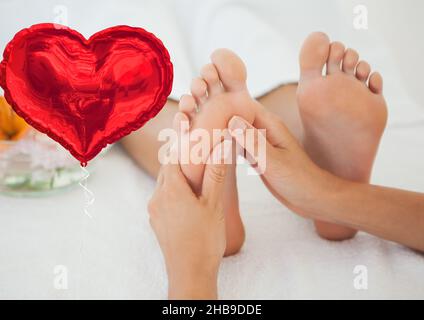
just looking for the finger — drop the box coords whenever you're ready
[162,148,183,185]
[147,194,159,218]
[171,111,191,166]
[155,165,165,189]
[201,140,231,207]
[161,146,196,197]
[228,116,272,173]
[252,108,295,149]
[172,111,190,134]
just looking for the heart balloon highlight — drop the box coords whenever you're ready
[0,24,173,165]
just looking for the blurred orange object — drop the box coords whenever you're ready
[0,96,29,141]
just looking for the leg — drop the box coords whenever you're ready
[122,99,178,178]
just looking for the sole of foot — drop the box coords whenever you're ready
[178,49,261,256]
[297,32,388,241]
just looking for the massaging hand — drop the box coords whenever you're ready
[229,109,424,252]
[228,108,330,216]
[148,138,230,300]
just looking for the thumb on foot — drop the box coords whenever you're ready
[201,140,231,209]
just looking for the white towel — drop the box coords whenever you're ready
[1,125,424,299]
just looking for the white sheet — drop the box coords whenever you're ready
[172,0,424,127]
[1,124,424,299]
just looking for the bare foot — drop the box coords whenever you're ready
[297,32,388,241]
[178,49,260,256]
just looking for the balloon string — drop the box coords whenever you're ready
[79,166,94,218]
[76,166,94,298]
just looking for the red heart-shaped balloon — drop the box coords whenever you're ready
[0,24,173,165]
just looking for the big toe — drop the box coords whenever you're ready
[299,32,330,79]
[211,48,247,92]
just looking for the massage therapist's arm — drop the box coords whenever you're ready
[318,178,424,252]
[148,135,230,299]
[228,110,424,252]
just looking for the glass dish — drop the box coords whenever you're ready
[0,130,101,197]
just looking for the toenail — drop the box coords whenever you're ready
[229,116,247,131]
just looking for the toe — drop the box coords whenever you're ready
[210,48,247,92]
[179,94,198,117]
[326,41,345,74]
[355,61,371,83]
[342,48,359,75]
[369,72,383,94]
[200,63,222,96]
[190,77,207,105]
[172,111,190,134]
[299,32,330,79]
